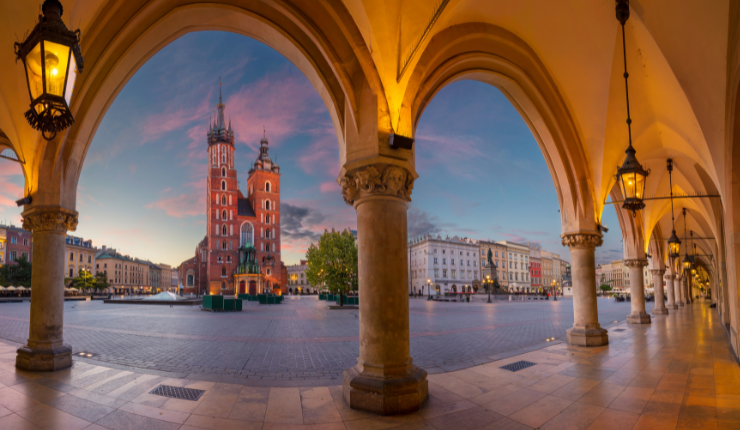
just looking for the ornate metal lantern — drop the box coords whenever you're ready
[14,0,84,140]
[614,0,649,217]
[667,159,681,258]
[682,209,691,272]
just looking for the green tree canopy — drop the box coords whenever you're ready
[599,284,612,292]
[70,268,94,290]
[94,272,110,290]
[305,229,358,305]
[0,254,32,288]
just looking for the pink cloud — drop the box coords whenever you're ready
[319,181,339,193]
[140,96,211,145]
[0,160,25,224]
[145,192,204,218]
[298,134,338,176]
[415,133,491,179]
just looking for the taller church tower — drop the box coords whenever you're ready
[205,82,239,292]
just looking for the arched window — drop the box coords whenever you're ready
[266,244,271,252]
[69,252,74,261]
[222,210,227,220]
[266,200,270,210]
[222,181,226,191]
[266,214,270,224]
[241,223,253,246]
[221,195,226,205]
[222,167,226,177]
[222,225,227,236]
[221,267,226,277]
[265,182,271,192]
[227,256,232,263]
[265,229,271,239]
[187,274,194,286]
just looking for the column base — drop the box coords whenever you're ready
[566,327,608,347]
[677,302,685,307]
[343,364,428,415]
[627,312,652,324]
[16,344,72,371]
[652,307,669,315]
[667,304,678,310]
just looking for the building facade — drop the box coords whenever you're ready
[496,241,529,292]
[529,243,542,292]
[408,235,480,295]
[478,240,508,288]
[2,225,32,265]
[179,85,285,296]
[65,236,97,280]
[95,247,150,294]
[287,260,315,293]
[0,226,5,267]
[541,251,553,291]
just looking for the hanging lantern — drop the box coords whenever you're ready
[614,0,649,217]
[668,229,681,259]
[14,0,84,140]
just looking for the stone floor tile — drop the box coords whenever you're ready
[449,369,511,391]
[469,384,523,406]
[95,409,181,430]
[676,417,718,429]
[262,423,348,430]
[417,397,476,420]
[10,381,66,403]
[342,413,423,430]
[586,408,640,430]
[45,394,116,423]
[425,405,503,430]
[484,388,547,416]
[300,386,342,424]
[550,377,601,401]
[183,414,263,430]
[508,395,573,428]
[540,401,604,430]
[0,385,41,412]
[264,387,303,424]
[228,386,269,422]
[479,416,534,430]
[577,382,625,407]
[68,389,126,409]
[679,404,718,421]
[0,413,44,430]
[528,374,576,394]
[427,382,465,404]
[119,401,189,424]
[632,413,678,430]
[192,383,241,418]
[642,400,682,418]
[427,374,486,399]
[16,403,91,430]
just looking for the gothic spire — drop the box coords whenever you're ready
[216,78,225,130]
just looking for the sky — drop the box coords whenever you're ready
[0,31,623,267]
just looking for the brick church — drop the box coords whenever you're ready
[179,84,286,296]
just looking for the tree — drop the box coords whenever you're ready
[94,272,110,291]
[599,284,612,293]
[0,254,32,288]
[305,229,358,306]
[70,269,94,291]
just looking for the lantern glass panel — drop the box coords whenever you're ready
[64,55,77,105]
[669,241,680,257]
[42,41,70,98]
[24,41,43,101]
[624,171,646,199]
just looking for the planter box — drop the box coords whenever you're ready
[223,298,236,311]
[237,294,250,300]
[327,294,335,301]
[319,294,326,300]
[202,295,223,311]
[258,294,267,304]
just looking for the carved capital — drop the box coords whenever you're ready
[22,206,78,233]
[340,164,414,205]
[651,269,665,276]
[561,233,602,250]
[624,259,648,268]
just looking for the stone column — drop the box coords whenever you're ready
[666,270,678,309]
[340,164,427,415]
[675,274,684,306]
[651,269,668,315]
[625,260,651,324]
[562,233,608,346]
[686,277,693,304]
[16,206,77,371]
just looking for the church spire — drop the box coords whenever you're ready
[216,78,225,130]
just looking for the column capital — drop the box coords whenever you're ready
[561,232,602,250]
[22,206,78,233]
[624,259,648,268]
[340,163,415,206]
[651,269,665,276]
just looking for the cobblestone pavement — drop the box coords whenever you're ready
[0,296,653,385]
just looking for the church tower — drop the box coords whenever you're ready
[246,131,282,286]
[205,81,239,294]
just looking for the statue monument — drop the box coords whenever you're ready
[482,247,507,295]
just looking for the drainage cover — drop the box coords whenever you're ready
[149,385,205,401]
[500,360,537,372]
[613,329,626,332]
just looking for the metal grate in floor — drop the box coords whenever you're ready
[149,385,205,401]
[500,360,537,372]
[613,329,626,332]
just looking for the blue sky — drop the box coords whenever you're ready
[0,31,623,267]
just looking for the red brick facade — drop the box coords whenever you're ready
[179,86,284,296]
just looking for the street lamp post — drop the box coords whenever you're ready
[427,279,432,300]
[486,275,492,304]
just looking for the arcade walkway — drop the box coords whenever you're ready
[0,301,736,430]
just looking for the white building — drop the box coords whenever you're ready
[408,234,481,295]
[498,241,531,292]
[287,260,316,294]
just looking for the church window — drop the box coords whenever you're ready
[212,150,216,164]
[265,182,271,192]
[266,214,270,224]
[266,200,270,210]
[222,167,226,177]
[222,210,227,220]
[272,228,275,238]
[227,256,231,263]
[241,223,253,246]
[222,225,227,236]
[222,181,226,191]
[222,241,227,250]
[221,267,226,277]
[221,195,226,205]
[266,244,271,252]
[266,230,271,239]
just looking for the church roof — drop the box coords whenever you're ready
[206,81,234,146]
[238,198,256,217]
